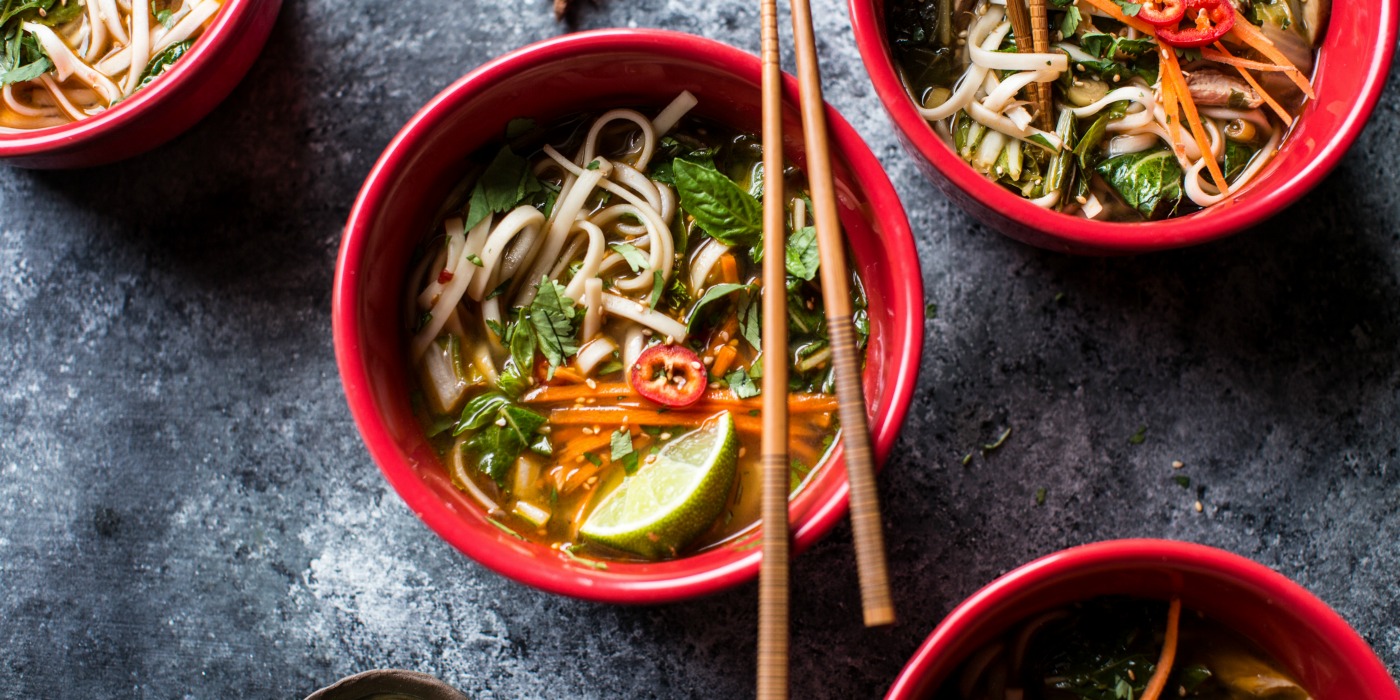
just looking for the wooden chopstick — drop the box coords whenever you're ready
[1029,0,1054,131]
[1005,0,1055,131]
[757,0,791,696]
[787,0,895,628]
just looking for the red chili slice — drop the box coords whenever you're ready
[630,344,707,407]
[1138,0,1185,26]
[1156,0,1234,48]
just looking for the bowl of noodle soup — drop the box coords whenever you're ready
[334,29,922,602]
[886,540,1400,700]
[0,0,280,169]
[849,0,1397,253]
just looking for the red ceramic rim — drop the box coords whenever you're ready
[334,29,924,603]
[886,539,1400,699]
[0,0,261,157]
[850,0,1400,253]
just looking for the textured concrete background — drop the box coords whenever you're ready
[1,1,1397,698]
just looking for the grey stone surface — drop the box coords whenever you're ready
[1,0,1397,697]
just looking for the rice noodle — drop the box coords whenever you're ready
[1184,124,1282,206]
[513,166,606,307]
[581,278,604,341]
[601,293,688,342]
[581,109,657,171]
[417,218,467,309]
[688,238,731,293]
[561,221,608,302]
[470,206,548,301]
[122,0,152,95]
[651,90,698,136]
[576,336,617,376]
[412,216,492,359]
[622,325,646,373]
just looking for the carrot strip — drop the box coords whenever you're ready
[1159,68,1187,165]
[523,382,632,403]
[717,253,739,284]
[711,345,739,377]
[1200,47,1296,72]
[550,366,586,384]
[1161,47,1230,194]
[1211,41,1293,125]
[554,432,617,467]
[1226,12,1315,99]
[1078,0,1156,34]
[546,406,766,433]
[1140,598,1183,700]
[707,313,741,355]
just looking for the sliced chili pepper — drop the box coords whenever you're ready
[1138,0,1186,27]
[1156,0,1234,48]
[630,344,707,408]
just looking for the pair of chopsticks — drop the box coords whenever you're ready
[758,0,894,697]
[1005,0,1054,131]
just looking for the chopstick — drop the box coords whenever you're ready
[1006,0,1055,131]
[756,0,791,696]
[787,0,895,628]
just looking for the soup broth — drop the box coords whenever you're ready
[405,94,865,563]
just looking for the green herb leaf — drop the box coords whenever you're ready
[133,40,192,92]
[1035,487,1047,506]
[726,368,760,399]
[925,302,939,319]
[609,242,649,272]
[1173,475,1191,488]
[1128,424,1148,445]
[1060,5,1083,35]
[1095,149,1184,220]
[648,270,665,310]
[1113,0,1143,15]
[505,117,536,140]
[466,253,484,267]
[528,276,579,369]
[464,146,544,231]
[738,291,762,351]
[610,428,639,475]
[685,282,749,332]
[672,159,763,246]
[784,225,820,281]
[455,392,513,434]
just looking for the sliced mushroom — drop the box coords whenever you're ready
[1186,68,1265,109]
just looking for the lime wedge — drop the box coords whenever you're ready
[580,411,739,559]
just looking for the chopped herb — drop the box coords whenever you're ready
[1113,0,1143,15]
[528,276,579,370]
[609,242,649,272]
[961,452,974,466]
[641,425,663,437]
[1129,424,1147,445]
[466,253,484,267]
[924,302,939,319]
[464,146,544,231]
[726,368,760,399]
[1060,4,1082,35]
[583,452,603,467]
[672,159,763,246]
[1173,475,1191,488]
[485,516,527,541]
[982,427,1013,452]
[610,428,639,475]
[648,270,665,309]
[505,117,536,140]
[585,159,602,171]
[133,40,192,93]
[486,277,512,300]
[685,282,748,331]
[560,544,608,569]
[1035,487,1047,506]
[784,226,820,281]
[747,409,760,417]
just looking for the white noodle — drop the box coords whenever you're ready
[562,221,608,302]
[651,90,698,136]
[470,206,547,301]
[582,278,604,341]
[601,293,688,342]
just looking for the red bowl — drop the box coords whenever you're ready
[850,0,1399,254]
[333,29,924,603]
[0,1,282,169]
[887,540,1400,699]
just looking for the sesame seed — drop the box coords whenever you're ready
[586,378,597,389]
[665,336,675,344]
[739,447,748,457]
[660,432,672,440]
[1172,460,1184,469]
[690,361,702,370]
[703,356,714,366]
[582,426,594,435]
[592,425,601,434]
[642,329,653,337]
[495,417,507,427]
[585,476,598,488]
[1194,501,1204,513]
[646,454,658,464]
[575,397,585,404]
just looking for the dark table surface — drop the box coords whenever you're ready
[2,1,1398,698]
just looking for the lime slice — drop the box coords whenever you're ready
[580,411,739,559]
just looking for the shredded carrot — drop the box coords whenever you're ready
[1159,68,1187,165]
[1211,41,1294,125]
[1079,0,1156,34]
[707,313,741,356]
[1161,46,1231,194]
[711,344,739,377]
[1226,12,1315,99]
[523,382,631,404]
[717,253,739,285]
[548,366,586,384]
[1140,598,1182,700]
[554,432,618,468]
[547,406,767,433]
[1200,47,1296,72]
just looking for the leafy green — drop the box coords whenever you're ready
[685,283,749,332]
[505,117,536,140]
[1113,0,1143,15]
[154,4,176,29]
[1074,101,1129,171]
[1061,5,1083,35]
[784,226,820,281]
[726,368,760,399]
[609,242,649,272]
[528,276,579,370]
[464,146,544,231]
[737,289,762,351]
[1223,139,1259,182]
[462,402,548,485]
[496,312,536,398]
[672,159,763,246]
[1095,149,1184,220]
[1065,33,1159,84]
[610,428,639,475]
[455,392,514,434]
[133,40,192,93]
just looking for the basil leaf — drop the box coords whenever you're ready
[726,368,760,399]
[784,226,820,281]
[1095,149,1184,220]
[455,392,513,434]
[685,282,749,332]
[609,242,648,272]
[1074,101,1129,170]
[527,276,579,368]
[610,428,639,475]
[464,146,543,231]
[134,40,192,92]
[673,159,763,246]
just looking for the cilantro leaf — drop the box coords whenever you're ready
[610,428,639,475]
[610,242,649,272]
[464,146,544,231]
[726,368,760,399]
